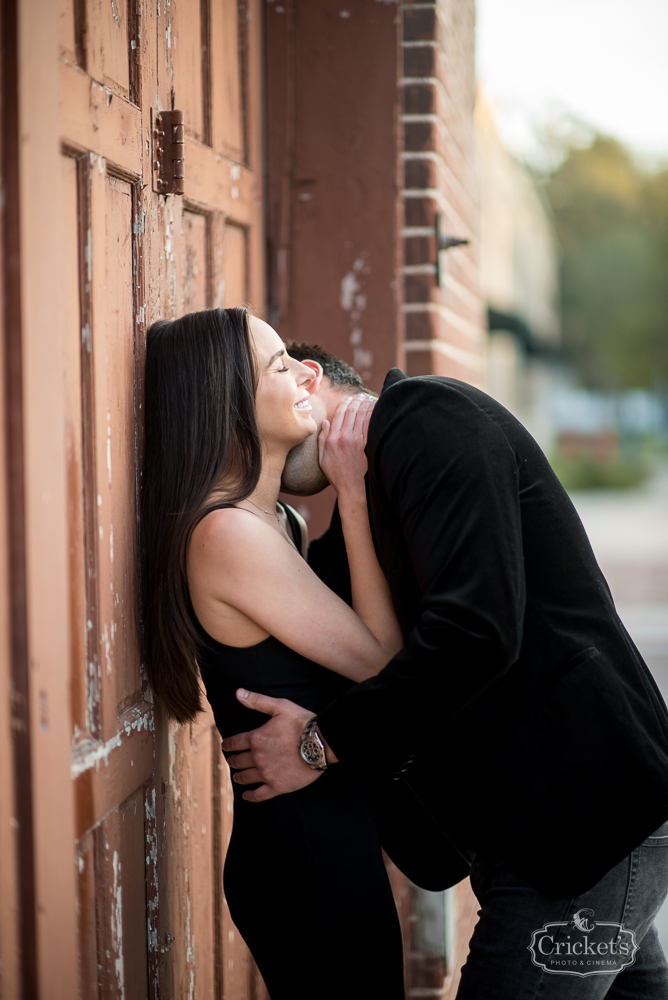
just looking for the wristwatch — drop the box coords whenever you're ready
[299,716,328,771]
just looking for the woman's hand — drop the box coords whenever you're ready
[318,394,375,501]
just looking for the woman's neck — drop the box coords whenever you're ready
[245,443,289,514]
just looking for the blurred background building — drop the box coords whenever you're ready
[476,89,562,450]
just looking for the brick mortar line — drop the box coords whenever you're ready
[403,114,478,182]
[401,191,474,251]
[403,303,484,340]
[401,75,476,139]
[403,147,477,197]
[403,337,485,370]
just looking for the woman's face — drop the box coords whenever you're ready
[250,316,318,451]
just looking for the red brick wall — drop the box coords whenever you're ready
[401,0,486,385]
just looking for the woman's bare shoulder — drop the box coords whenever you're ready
[189,506,292,570]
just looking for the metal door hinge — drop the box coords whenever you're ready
[152,109,185,195]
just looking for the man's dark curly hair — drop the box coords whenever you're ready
[285,342,373,394]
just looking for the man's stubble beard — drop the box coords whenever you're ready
[281,429,330,496]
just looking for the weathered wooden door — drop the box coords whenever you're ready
[3,1,266,996]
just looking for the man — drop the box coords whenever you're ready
[223,347,668,997]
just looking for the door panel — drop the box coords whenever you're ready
[85,0,132,100]
[92,790,149,1000]
[76,830,99,997]
[211,0,246,159]
[223,222,248,305]
[100,172,141,717]
[61,153,89,739]
[172,0,205,141]
[182,209,209,312]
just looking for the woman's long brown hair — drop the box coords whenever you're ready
[140,307,261,722]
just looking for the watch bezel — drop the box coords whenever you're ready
[299,721,327,770]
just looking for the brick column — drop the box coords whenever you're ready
[401,0,486,385]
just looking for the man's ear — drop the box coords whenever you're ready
[301,359,324,393]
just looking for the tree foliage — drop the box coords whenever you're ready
[542,133,668,389]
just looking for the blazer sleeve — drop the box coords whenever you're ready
[317,378,526,768]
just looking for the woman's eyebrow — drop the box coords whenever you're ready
[267,347,285,366]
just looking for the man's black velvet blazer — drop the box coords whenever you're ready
[313,369,668,897]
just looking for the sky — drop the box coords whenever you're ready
[476,0,668,166]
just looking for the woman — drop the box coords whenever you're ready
[141,306,410,997]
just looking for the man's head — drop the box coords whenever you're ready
[281,342,376,496]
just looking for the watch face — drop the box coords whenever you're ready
[301,737,323,766]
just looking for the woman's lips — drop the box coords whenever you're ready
[294,397,312,411]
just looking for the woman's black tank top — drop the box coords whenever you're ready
[193,502,354,749]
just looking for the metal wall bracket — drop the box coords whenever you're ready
[436,213,469,288]
[152,109,185,195]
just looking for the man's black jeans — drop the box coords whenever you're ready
[457,820,668,999]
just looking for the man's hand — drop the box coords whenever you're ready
[221,689,332,802]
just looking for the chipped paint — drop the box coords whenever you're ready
[87,647,100,733]
[84,224,93,284]
[341,253,373,379]
[354,346,374,371]
[71,705,154,778]
[340,270,360,311]
[102,623,112,677]
[184,865,195,998]
[111,850,125,997]
[133,206,145,235]
[168,721,182,803]
[145,786,160,961]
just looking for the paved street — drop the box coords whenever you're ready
[569,463,668,955]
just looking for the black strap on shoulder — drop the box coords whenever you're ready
[192,502,237,533]
[279,501,303,554]
[197,502,304,556]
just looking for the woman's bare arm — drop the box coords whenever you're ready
[318,396,403,666]
[188,508,398,683]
